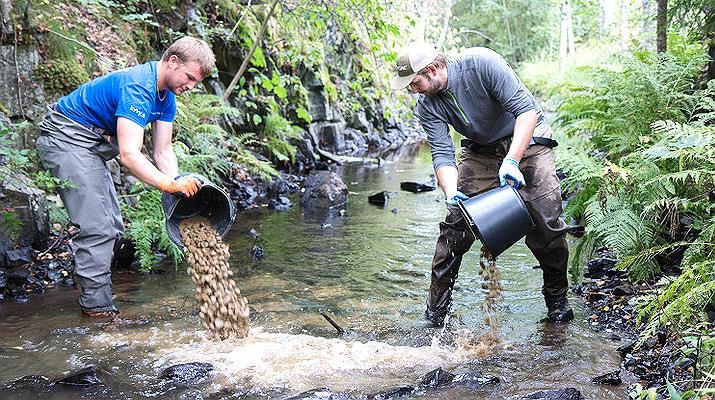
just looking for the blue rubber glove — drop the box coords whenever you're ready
[445,189,469,206]
[498,157,525,189]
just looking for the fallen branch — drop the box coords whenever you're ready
[319,310,345,334]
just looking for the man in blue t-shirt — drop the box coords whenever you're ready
[36,37,216,317]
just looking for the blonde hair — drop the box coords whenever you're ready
[161,37,215,78]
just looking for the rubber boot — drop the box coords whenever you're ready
[425,308,449,328]
[544,294,574,322]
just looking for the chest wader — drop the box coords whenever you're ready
[35,105,123,313]
[426,138,572,325]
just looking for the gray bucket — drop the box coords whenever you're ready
[457,186,535,257]
[161,173,236,247]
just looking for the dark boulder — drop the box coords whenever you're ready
[368,191,389,206]
[300,170,348,209]
[158,362,213,386]
[584,249,618,279]
[400,182,435,193]
[521,388,585,400]
[591,370,622,385]
[419,367,455,388]
[612,284,635,297]
[0,170,50,268]
[52,366,103,387]
[4,247,35,267]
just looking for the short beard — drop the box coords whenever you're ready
[422,74,446,96]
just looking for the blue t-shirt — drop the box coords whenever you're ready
[56,61,176,135]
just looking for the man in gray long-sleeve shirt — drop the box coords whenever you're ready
[391,43,573,325]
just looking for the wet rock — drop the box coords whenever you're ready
[349,110,372,134]
[4,247,35,267]
[300,171,348,209]
[268,195,292,211]
[584,249,617,279]
[400,181,435,193]
[453,370,500,385]
[249,244,265,261]
[617,340,636,358]
[0,170,49,268]
[6,265,43,298]
[53,366,102,386]
[368,191,389,206]
[286,388,352,399]
[419,367,455,388]
[311,121,347,154]
[521,388,585,400]
[4,374,50,389]
[591,370,622,385]
[367,385,414,399]
[158,362,214,386]
[612,284,635,297]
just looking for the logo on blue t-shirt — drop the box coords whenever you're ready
[55,61,176,135]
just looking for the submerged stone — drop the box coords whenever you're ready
[285,388,353,399]
[268,195,292,211]
[4,374,50,389]
[521,388,585,400]
[367,385,414,399]
[159,362,214,386]
[53,366,102,386]
[453,369,500,385]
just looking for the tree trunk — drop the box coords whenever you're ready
[560,0,574,67]
[619,0,631,50]
[501,0,515,63]
[640,0,655,51]
[708,34,715,83]
[656,0,667,53]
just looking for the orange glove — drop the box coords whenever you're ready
[158,175,202,197]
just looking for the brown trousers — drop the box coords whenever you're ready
[427,143,569,314]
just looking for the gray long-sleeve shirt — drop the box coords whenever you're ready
[415,47,552,171]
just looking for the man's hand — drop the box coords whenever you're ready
[158,175,202,197]
[445,188,469,206]
[499,157,525,189]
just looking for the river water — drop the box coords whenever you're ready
[0,144,628,399]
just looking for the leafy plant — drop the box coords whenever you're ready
[121,183,182,272]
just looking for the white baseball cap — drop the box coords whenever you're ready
[390,43,439,90]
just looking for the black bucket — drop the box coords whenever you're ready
[457,186,535,257]
[161,174,236,247]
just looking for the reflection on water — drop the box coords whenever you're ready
[0,144,628,399]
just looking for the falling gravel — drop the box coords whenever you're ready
[180,217,250,339]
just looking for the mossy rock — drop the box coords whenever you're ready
[34,59,89,96]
